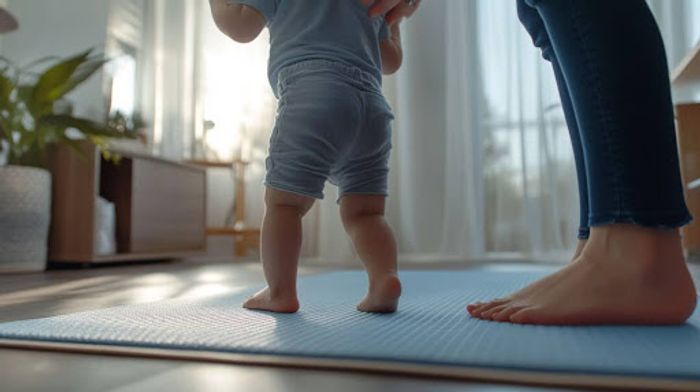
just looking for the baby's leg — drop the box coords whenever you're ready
[243,188,314,313]
[340,195,401,313]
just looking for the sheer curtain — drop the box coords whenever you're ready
[138,0,201,160]
[475,1,578,258]
[387,1,486,262]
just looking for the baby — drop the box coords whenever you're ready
[209,0,403,313]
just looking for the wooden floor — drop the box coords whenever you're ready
[1,259,698,392]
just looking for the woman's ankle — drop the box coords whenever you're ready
[585,224,684,263]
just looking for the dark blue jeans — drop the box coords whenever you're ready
[517,0,692,239]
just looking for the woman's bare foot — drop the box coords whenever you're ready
[243,287,300,313]
[467,239,588,317]
[357,274,402,313]
[469,225,697,325]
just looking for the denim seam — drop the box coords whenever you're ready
[277,59,381,93]
[265,180,324,200]
[568,0,625,222]
[339,91,366,166]
[588,211,693,227]
[588,210,695,219]
[336,190,388,204]
[269,98,289,149]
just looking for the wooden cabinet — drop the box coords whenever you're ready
[48,142,206,264]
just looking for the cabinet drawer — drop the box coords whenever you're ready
[129,158,206,252]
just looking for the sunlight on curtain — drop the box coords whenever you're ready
[106,0,142,119]
[387,0,577,263]
[477,0,578,257]
[196,15,276,164]
[135,0,200,159]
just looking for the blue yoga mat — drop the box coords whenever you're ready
[1,270,699,390]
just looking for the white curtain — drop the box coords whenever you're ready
[138,0,201,160]
[390,1,486,261]
[476,1,579,258]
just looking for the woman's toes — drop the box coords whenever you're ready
[509,307,539,324]
[472,299,509,316]
[492,305,526,322]
[478,299,510,314]
[481,304,509,320]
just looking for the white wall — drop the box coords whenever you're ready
[2,0,110,120]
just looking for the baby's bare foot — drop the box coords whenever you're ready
[243,287,299,313]
[357,274,402,313]
[469,226,697,325]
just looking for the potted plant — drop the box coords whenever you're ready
[0,49,133,272]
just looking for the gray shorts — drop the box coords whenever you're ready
[265,60,394,200]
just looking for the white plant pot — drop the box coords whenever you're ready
[0,165,52,273]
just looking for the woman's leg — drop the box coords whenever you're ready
[470,0,697,325]
[515,0,590,248]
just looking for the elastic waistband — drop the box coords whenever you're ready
[276,59,382,93]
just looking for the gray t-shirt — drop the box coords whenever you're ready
[232,0,390,94]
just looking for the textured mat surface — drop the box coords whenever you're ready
[1,270,699,382]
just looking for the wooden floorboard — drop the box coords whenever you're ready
[0,258,697,392]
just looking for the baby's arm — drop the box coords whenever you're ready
[380,23,403,75]
[209,0,266,43]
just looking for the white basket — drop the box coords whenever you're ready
[0,165,52,273]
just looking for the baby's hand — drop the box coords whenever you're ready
[361,0,420,26]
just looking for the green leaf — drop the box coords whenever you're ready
[52,57,109,102]
[39,114,133,139]
[29,49,93,115]
[17,84,34,103]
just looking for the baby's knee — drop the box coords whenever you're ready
[339,195,386,227]
[265,188,314,216]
